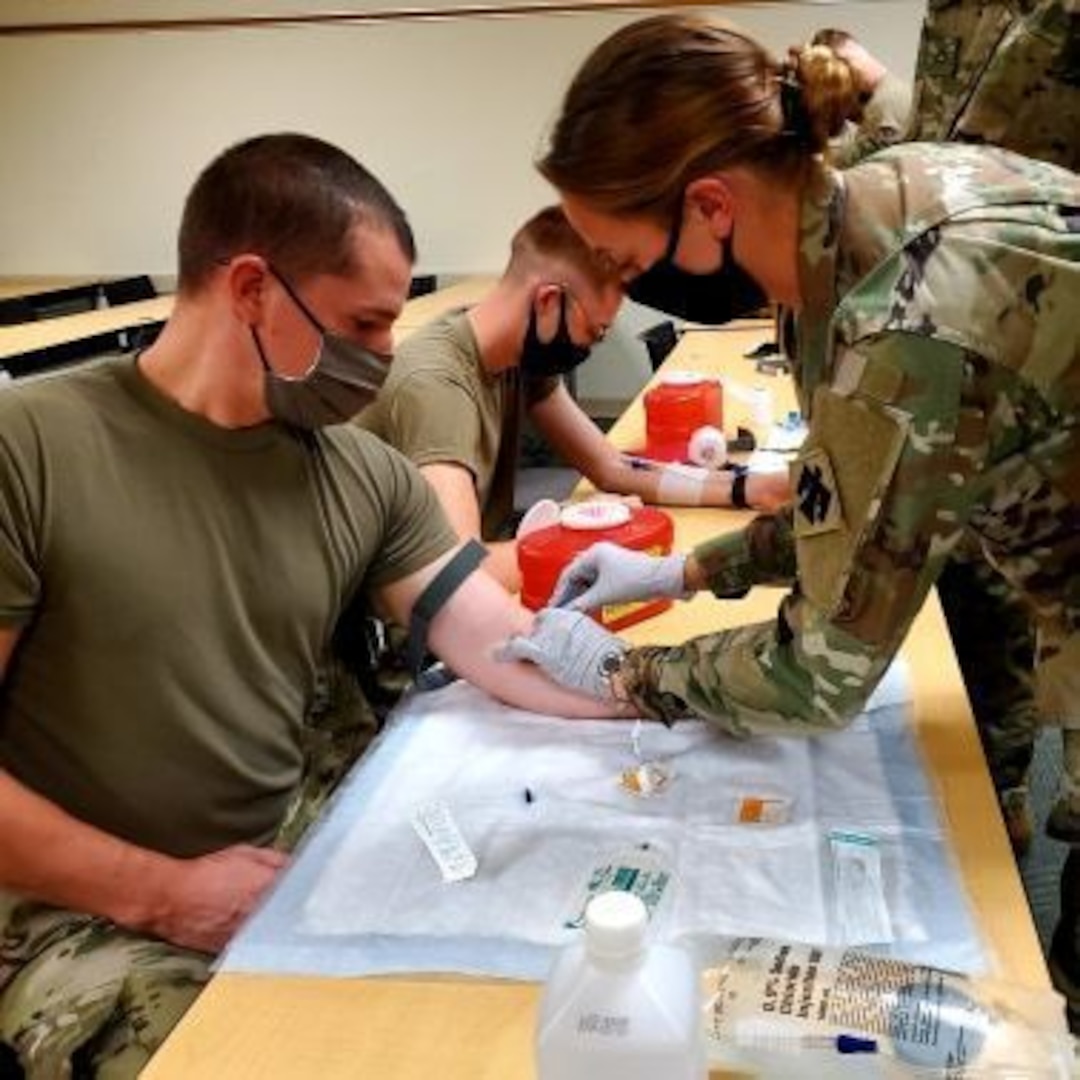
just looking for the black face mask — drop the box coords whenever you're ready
[626,204,768,326]
[519,289,593,377]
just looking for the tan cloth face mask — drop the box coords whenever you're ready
[252,266,391,430]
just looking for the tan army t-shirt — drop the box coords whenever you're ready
[0,358,456,857]
[357,312,557,539]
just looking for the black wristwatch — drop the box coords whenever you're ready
[599,649,625,700]
[731,468,750,510]
[600,650,623,678]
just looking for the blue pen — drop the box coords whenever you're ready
[622,453,709,480]
[621,453,660,472]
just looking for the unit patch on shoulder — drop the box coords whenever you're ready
[791,448,843,536]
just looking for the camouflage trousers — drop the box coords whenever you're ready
[0,901,210,1080]
[938,540,1080,830]
[0,661,384,1079]
[937,546,1041,793]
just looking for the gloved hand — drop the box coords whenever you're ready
[549,541,688,612]
[497,608,628,700]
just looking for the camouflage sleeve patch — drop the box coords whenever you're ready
[794,386,909,619]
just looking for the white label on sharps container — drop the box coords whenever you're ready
[411,800,478,883]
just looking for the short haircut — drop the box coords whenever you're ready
[177,133,415,294]
[811,28,854,51]
[506,205,620,292]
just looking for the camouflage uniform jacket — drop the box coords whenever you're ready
[621,144,1080,735]
[909,0,1080,170]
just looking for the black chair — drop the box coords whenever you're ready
[408,274,437,299]
[3,333,120,378]
[30,285,97,320]
[0,297,38,326]
[126,321,165,352]
[639,319,680,371]
[102,275,157,306]
[101,276,158,351]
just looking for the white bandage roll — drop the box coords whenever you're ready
[655,463,708,506]
[688,425,727,469]
[516,498,562,538]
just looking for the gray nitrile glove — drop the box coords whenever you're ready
[549,541,689,612]
[497,608,628,700]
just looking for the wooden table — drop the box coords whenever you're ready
[394,275,494,339]
[0,276,489,371]
[0,295,174,368]
[144,320,1047,1080]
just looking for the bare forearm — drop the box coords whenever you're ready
[0,769,174,931]
[472,655,632,719]
[428,573,631,719]
[596,459,788,512]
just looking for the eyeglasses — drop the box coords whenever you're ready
[214,256,329,335]
[561,285,610,344]
[663,199,687,263]
[268,265,330,338]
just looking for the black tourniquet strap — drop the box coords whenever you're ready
[406,539,488,676]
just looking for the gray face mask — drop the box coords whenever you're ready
[252,267,391,430]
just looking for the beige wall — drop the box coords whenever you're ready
[0,1,923,278]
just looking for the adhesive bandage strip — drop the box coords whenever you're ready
[656,463,708,506]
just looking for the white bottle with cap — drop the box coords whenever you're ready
[535,891,706,1080]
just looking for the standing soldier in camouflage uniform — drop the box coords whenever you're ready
[903,0,1080,1026]
[910,0,1079,163]
[498,9,1080,1012]
[909,0,1080,853]
[795,2,1079,856]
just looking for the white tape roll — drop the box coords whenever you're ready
[687,425,727,469]
[516,498,562,538]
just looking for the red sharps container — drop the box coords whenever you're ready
[643,371,723,462]
[518,501,675,631]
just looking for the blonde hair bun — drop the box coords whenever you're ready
[787,43,863,150]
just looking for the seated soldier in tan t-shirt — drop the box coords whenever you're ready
[357,206,788,591]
